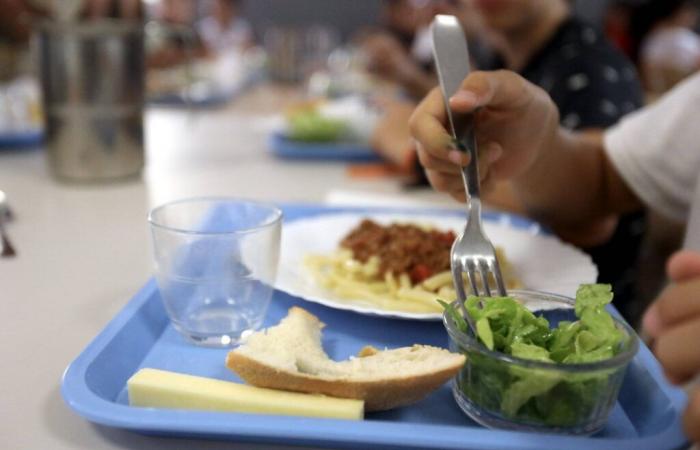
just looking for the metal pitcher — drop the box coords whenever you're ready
[37,19,144,181]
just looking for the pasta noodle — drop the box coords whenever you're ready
[304,245,523,314]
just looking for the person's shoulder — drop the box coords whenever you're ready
[543,20,643,128]
[556,19,634,69]
[549,18,642,96]
[534,18,640,96]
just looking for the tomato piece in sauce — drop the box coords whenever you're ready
[410,264,433,283]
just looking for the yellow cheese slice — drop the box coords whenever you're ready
[127,368,364,420]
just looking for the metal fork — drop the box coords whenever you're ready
[431,15,507,329]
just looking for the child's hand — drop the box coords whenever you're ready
[408,70,558,202]
[643,250,700,443]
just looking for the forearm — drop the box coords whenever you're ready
[513,129,642,228]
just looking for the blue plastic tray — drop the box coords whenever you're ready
[269,132,381,162]
[148,91,232,108]
[61,204,689,450]
[0,130,43,149]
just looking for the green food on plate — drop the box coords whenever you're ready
[443,284,630,427]
[287,111,347,142]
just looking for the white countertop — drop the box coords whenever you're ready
[0,84,457,450]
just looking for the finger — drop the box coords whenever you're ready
[449,70,532,113]
[641,303,662,339]
[483,142,511,180]
[425,169,465,195]
[410,115,456,161]
[667,250,700,283]
[416,144,468,173]
[448,148,470,166]
[448,188,467,203]
[481,165,498,195]
[684,387,700,444]
[409,88,453,154]
[653,318,700,384]
[477,142,503,182]
[649,280,700,333]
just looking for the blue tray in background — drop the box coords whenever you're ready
[269,132,381,162]
[148,91,232,108]
[61,204,689,450]
[0,130,43,149]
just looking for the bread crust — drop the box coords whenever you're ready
[226,350,463,411]
[225,307,465,411]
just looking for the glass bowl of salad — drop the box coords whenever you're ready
[442,285,639,435]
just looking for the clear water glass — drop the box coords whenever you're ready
[148,198,282,347]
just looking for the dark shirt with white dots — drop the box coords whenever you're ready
[518,18,643,130]
[485,18,646,321]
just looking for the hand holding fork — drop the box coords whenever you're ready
[431,15,507,334]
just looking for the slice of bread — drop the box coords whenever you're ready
[226,307,465,411]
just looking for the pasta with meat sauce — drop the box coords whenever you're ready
[304,219,523,313]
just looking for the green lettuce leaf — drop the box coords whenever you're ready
[574,283,614,316]
[287,112,347,142]
[441,283,629,425]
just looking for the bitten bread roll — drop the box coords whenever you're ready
[226,307,465,411]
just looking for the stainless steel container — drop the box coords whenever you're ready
[37,20,144,181]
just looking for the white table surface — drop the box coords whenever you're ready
[0,84,458,450]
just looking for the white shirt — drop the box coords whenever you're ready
[604,72,700,250]
[198,16,252,53]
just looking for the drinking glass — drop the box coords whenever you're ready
[37,20,145,181]
[148,198,282,347]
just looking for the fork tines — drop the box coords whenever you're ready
[454,257,507,301]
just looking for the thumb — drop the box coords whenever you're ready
[667,250,700,283]
[449,70,534,113]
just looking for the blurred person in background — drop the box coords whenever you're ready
[0,0,141,132]
[628,0,700,97]
[379,0,427,49]
[81,0,142,18]
[360,0,435,100]
[360,0,493,100]
[0,0,141,45]
[147,0,207,69]
[0,0,42,81]
[197,0,253,55]
[368,0,494,162]
[0,0,42,45]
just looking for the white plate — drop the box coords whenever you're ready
[276,212,598,320]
